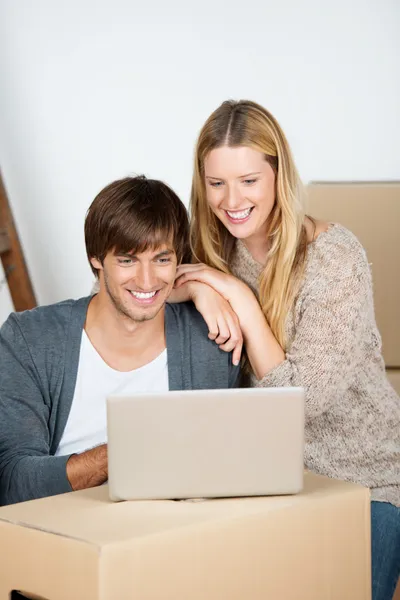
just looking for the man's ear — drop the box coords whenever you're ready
[90,257,103,271]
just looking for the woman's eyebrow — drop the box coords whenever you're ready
[205,171,261,180]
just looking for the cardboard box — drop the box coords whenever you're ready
[0,473,370,600]
[306,182,400,367]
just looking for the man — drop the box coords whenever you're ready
[0,176,240,506]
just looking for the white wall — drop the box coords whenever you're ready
[0,0,399,319]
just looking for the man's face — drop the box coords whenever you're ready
[91,244,178,323]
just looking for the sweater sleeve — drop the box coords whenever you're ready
[251,232,381,421]
[0,316,73,505]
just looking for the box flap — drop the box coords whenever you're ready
[0,473,367,547]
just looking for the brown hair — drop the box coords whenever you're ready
[190,100,308,349]
[85,176,190,277]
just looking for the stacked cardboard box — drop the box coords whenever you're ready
[307,182,400,394]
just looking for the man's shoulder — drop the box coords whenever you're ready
[166,300,206,324]
[166,301,211,341]
[1,296,91,344]
[165,302,240,389]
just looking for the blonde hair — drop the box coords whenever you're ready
[190,99,309,349]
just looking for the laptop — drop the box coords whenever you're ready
[106,387,305,501]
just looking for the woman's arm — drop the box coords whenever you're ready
[230,291,286,377]
[176,241,375,420]
[248,254,375,419]
[169,280,244,365]
[175,265,285,377]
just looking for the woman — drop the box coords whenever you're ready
[173,100,400,600]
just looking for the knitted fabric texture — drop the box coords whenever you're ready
[231,223,400,506]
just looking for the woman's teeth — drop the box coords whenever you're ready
[131,291,157,299]
[226,208,252,220]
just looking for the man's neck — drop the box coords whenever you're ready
[84,293,166,372]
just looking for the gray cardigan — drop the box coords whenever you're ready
[0,296,240,505]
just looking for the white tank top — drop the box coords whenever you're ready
[55,331,169,456]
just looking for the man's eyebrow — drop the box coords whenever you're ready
[205,171,262,180]
[154,249,174,258]
[115,249,174,258]
[115,251,134,257]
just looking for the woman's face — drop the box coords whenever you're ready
[204,145,276,244]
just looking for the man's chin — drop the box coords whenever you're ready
[130,311,158,323]
[128,302,165,323]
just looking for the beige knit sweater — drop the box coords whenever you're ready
[230,223,400,507]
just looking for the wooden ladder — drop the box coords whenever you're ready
[0,171,37,311]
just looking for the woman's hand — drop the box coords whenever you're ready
[171,277,243,365]
[175,263,254,315]
[190,282,243,365]
[167,283,193,304]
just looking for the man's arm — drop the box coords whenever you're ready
[66,444,108,491]
[0,316,73,505]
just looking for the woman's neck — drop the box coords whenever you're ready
[242,231,270,265]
